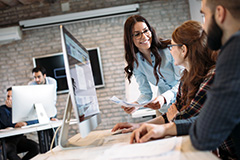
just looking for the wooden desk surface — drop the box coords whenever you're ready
[32,129,219,160]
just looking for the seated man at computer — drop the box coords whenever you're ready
[28,66,57,120]
[0,87,39,160]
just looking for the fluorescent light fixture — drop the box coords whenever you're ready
[19,4,139,30]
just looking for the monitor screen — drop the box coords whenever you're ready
[33,53,68,94]
[12,85,57,123]
[59,25,101,140]
[32,48,104,94]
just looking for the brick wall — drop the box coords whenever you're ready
[0,0,190,136]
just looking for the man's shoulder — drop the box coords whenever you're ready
[0,104,7,108]
[28,80,37,85]
[222,31,240,51]
[46,76,57,83]
[46,76,56,80]
[0,105,7,112]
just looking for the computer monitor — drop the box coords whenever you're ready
[12,84,57,124]
[59,25,101,149]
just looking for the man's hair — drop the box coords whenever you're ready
[32,66,47,75]
[206,0,240,20]
[7,87,12,92]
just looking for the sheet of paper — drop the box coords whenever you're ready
[110,96,152,108]
[102,136,182,160]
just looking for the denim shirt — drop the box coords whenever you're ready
[0,105,39,129]
[133,48,182,113]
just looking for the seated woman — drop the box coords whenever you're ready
[112,20,216,132]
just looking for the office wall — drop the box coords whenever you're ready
[188,0,203,23]
[0,0,190,135]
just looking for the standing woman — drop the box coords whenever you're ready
[122,15,182,115]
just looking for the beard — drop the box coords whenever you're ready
[207,15,223,50]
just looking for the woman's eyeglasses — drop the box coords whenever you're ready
[167,44,183,51]
[132,29,151,40]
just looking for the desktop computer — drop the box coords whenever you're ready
[59,25,101,149]
[12,84,57,124]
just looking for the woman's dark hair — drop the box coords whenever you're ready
[172,20,217,110]
[124,15,170,84]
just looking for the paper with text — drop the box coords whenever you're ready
[110,96,153,108]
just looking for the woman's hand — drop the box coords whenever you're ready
[166,104,179,121]
[121,101,139,114]
[144,96,166,110]
[121,106,138,114]
[112,122,141,133]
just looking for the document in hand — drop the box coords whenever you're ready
[110,96,152,108]
[103,136,182,159]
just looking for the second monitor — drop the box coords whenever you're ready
[59,25,101,148]
[12,84,57,124]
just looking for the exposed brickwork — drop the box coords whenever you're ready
[0,0,190,137]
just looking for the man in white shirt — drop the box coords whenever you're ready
[28,66,58,153]
[28,66,57,114]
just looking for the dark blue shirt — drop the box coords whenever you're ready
[0,105,15,129]
[0,104,38,129]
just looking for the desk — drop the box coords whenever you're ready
[32,129,219,160]
[0,120,62,160]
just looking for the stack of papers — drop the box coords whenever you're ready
[110,96,152,108]
[102,136,182,160]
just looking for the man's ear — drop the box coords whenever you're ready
[215,5,226,24]
[43,74,46,79]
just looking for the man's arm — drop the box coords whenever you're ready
[0,106,15,128]
[175,116,198,135]
[26,119,39,125]
[129,117,198,143]
[130,122,178,143]
[189,40,240,151]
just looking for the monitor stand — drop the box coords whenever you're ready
[34,103,50,124]
[59,94,101,149]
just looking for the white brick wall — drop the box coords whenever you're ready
[0,0,190,136]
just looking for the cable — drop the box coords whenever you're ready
[49,124,62,154]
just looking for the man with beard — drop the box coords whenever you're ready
[130,0,240,159]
